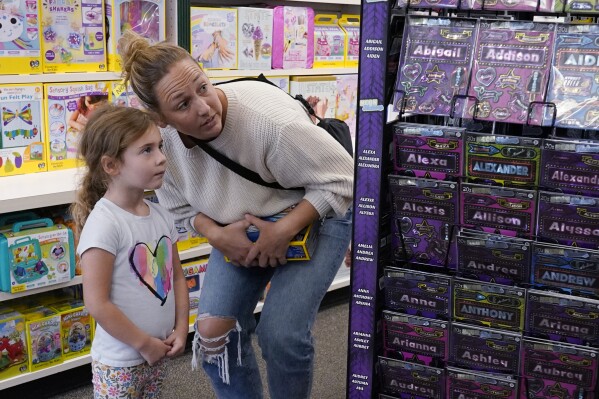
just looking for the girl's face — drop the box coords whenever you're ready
[154,59,225,141]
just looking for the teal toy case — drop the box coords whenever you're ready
[0,218,75,293]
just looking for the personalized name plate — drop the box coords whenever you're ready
[465,0,545,11]
[389,176,459,267]
[540,139,599,196]
[521,338,599,398]
[383,267,452,319]
[382,311,449,367]
[453,278,526,331]
[468,21,555,125]
[537,192,599,249]
[393,123,465,181]
[542,1,599,19]
[378,356,445,399]
[397,0,460,9]
[465,132,541,187]
[394,17,477,117]
[450,323,521,375]
[547,24,599,129]
[531,242,599,297]
[461,184,537,237]
[446,367,518,399]
[526,290,599,346]
[457,231,532,285]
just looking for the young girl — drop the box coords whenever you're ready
[71,104,189,398]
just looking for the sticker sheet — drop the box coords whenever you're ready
[392,123,464,181]
[394,17,477,117]
[446,367,518,399]
[468,21,555,125]
[378,356,445,399]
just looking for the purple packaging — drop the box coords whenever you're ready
[272,6,314,69]
[467,21,556,125]
[461,183,537,238]
[450,323,521,375]
[547,24,599,129]
[520,338,598,399]
[393,17,477,117]
[465,132,542,188]
[526,289,599,346]
[383,267,452,319]
[540,139,599,197]
[536,192,599,249]
[396,0,460,8]
[531,242,599,298]
[457,230,532,286]
[446,367,518,399]
[378,356,445,399]
[453,278,526,331]
[389,176,459,267]
[392,123,464,181]
[382,311,449,367]
[464,0,549,11]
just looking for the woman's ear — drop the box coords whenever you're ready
[101,155,120,176]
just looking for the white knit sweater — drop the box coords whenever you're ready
[156,81,354,230]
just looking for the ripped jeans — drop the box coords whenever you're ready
[192,210,352,399]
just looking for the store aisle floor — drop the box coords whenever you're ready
[3,289,350,399]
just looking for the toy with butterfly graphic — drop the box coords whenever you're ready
[0,0,42,75]
[0,83,46,177]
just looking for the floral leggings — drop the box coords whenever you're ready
[92,360,167,399]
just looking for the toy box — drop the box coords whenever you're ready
[106,0,165,72]
[334,74,357,141]
[49,300,92,360]
[0,83,45,177]
[44,81,109,171]
[289,75,337,119]
[339,15,359,68]
[272,6,314,69]
[22,306,62,371]
[191,7,237,70]
[313,14,345,69]
[40,0,106,73]
[0,310,28,381]
[0,0,42,75]
[0,218,75,294]
[182,257,208,325]
[265,75,289,92]
[237,7,272,70]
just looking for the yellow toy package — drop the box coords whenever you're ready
[182,257,208,325]
[0,83,46,177]
[44,81,109,170]
[0,310,29,381]
[40,0,106,72]
[0,0,42,75]
[339,14,360,68]
[49,300,92,360]
[191,7,238,70]
[23,306,62,372]
[314,14,345,68]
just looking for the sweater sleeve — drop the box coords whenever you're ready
[267,119,354,217]
[155,168,199,236]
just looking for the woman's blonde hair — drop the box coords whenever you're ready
[119,30,196,113]
[70,104,156,235]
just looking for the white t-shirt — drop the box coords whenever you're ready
[77,198,178,367]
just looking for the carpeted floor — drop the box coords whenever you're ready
[3,289,350,399]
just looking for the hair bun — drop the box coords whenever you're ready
[119,30,151,75]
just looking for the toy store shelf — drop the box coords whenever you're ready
[206,67,358,79]
[0,354,91,390]
[0,276,83,302]
[0,72,122,85]
[0,168,82,213]
[179,243,213,261]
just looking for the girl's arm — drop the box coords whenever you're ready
[164,245,189,357]
[67,109,85,131]
[81,247,171,365]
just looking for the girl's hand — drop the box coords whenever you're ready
[244,214,294,267]
[164,328,187,358]
[209,219,256,266]
[213,31,233,62]
[138,336,171,366]
[199,42,216,62]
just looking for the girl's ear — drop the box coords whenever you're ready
[101,155,120,176]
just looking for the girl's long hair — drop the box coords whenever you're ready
[70,104,155,236]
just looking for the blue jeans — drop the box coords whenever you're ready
[193,210,352,399]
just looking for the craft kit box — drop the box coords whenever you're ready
[272,6,314,69]
[23,306,62,372]
[338,15,360,68]
[0,83,46,177]
[0,218,75,294]
[50,300,92,360]
[237,7,272,70]
[289,75,337,119]
[191,7,237,70]
[335,74,357,141]
[44,81,109,171]
[106,0,165,71]
[0,310,29,381]
[182,257,208,325]
[313,14,345,68]
[0,0,42,74]
[40,0,106,73]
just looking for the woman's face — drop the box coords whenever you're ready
[85,96,102,111]
[155,59,225,141]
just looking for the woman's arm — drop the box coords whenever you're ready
[81,247,171,365]
[163,245,189,357]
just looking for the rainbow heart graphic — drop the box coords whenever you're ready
[129,235,173,306]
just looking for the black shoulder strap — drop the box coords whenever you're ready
[191,138,303,191]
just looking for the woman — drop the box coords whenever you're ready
[119,31,353,399]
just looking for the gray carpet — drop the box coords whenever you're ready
[5,292,349,399]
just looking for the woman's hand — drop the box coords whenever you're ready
[244,214,295,267]
[210,219,256,266]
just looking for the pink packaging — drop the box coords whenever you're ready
[272,6,314,69]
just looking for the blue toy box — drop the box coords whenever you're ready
[0,219,75,294]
